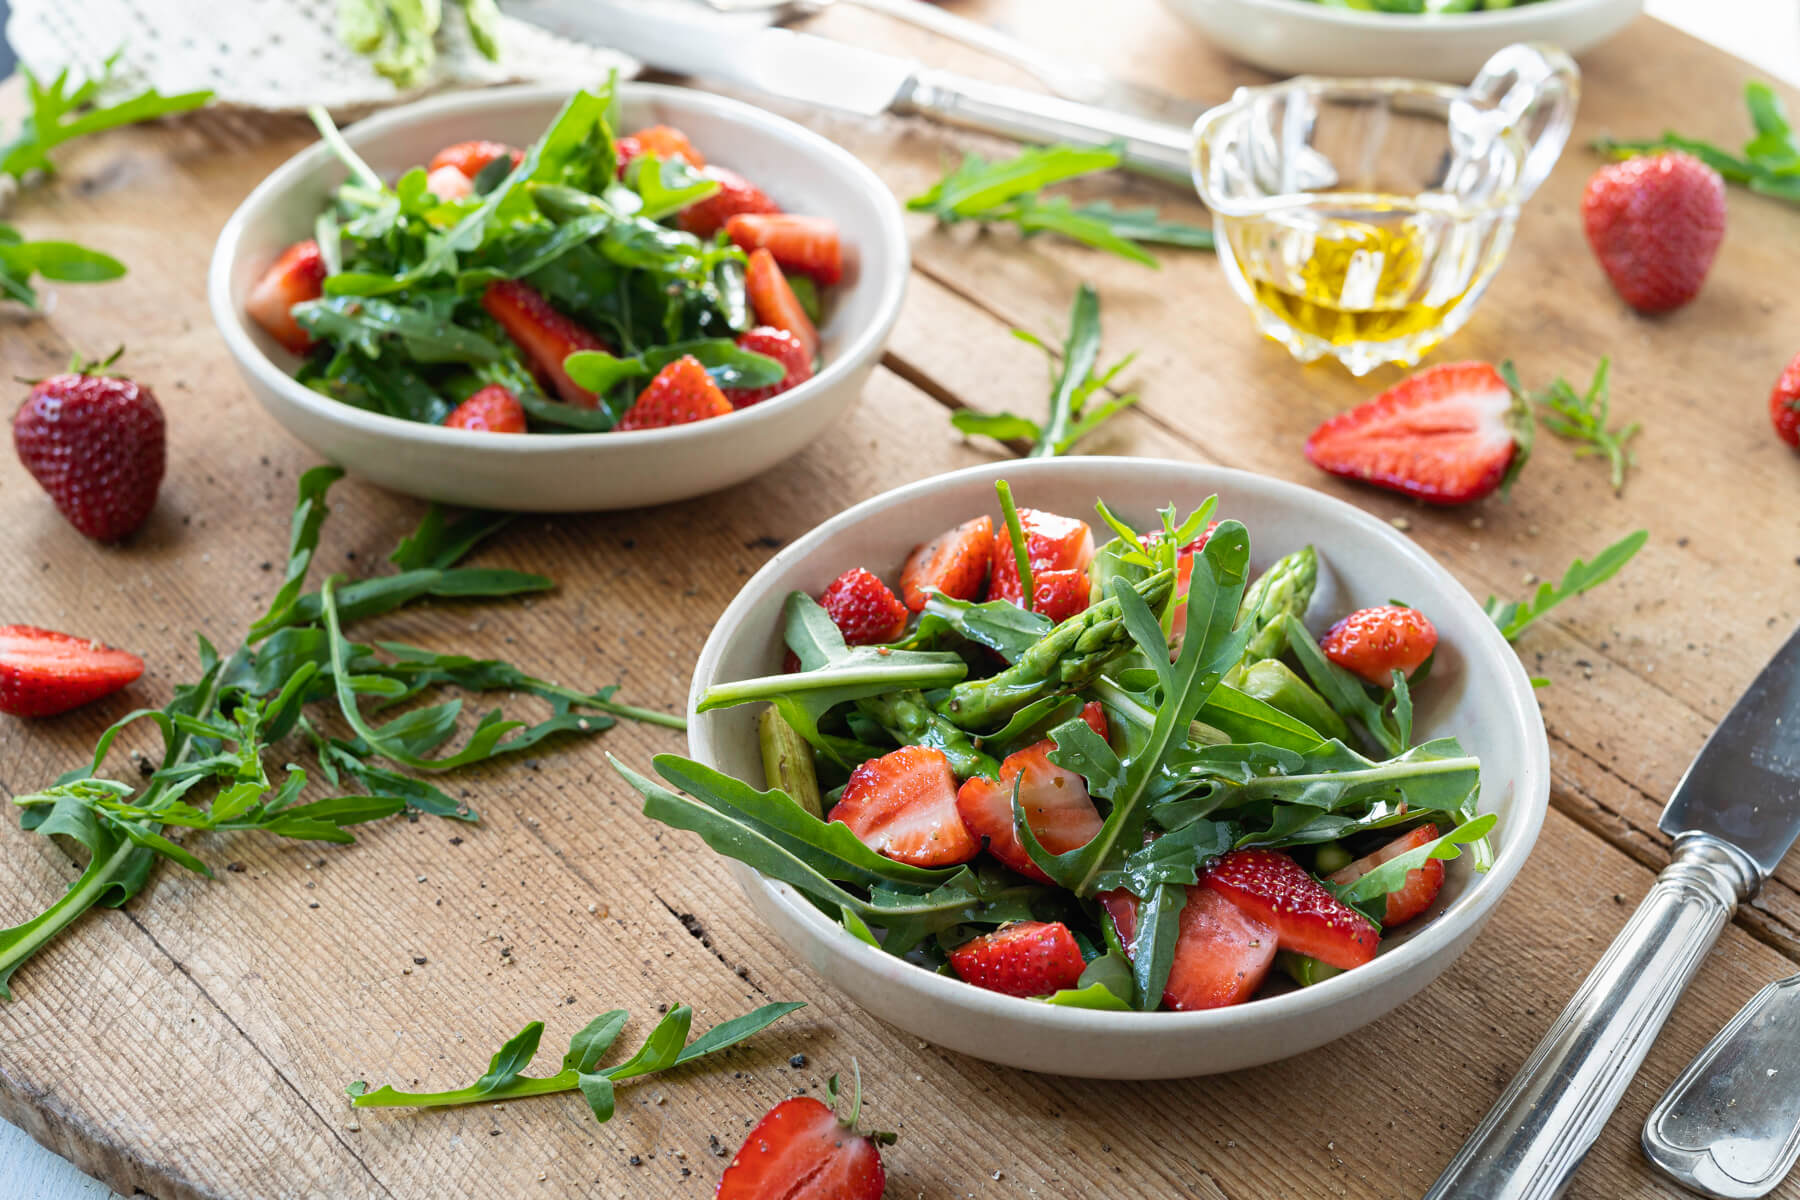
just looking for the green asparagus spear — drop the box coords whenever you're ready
[856,691,1000,779]
[938,569,1174,730]
[1278,951,1344,987]
[759,707,823,818]
[1232,659,1348,741]
[1234,546,1317,668]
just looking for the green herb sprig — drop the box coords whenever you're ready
[907,144,1214,266]
[951,284,1138,457]
[1484,529,1649,643]
[0,225,124,308]
[0,52,211,182]
[1594,81,1800,206]
[1503,359,1640,495]
[0,466,679,1001]
[348,1001,803,1123]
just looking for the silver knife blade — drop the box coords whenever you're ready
[1661,623,1800,875]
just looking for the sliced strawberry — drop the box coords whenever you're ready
[1103,886,1279,1012]
[1151,521,1220,633]
[428,140,523,178]
[444,384,526,433]
[246,238,326,355]
[829,746,978,868]
[424,164,472,201]
[480,280,610,408]
[620,124,706,171]
[1320,605,1438,686]
[1202,849,1378,970]
[989,509,1095,605]
[678,166,780,237]
[726,214,843,286]
[819,567,908,646]
[954,706,1107,883]
[0,625,145,718]
[1304,362,1529,505]
[726,326,814,408]
[899,516,994,612]
[615,355,732,432]
[1329,823,1445,926]
[947,921,1086,998]
[1031,568,1090,624]
[716,1092,885,1200]
[745,248,819,363]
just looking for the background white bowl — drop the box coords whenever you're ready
[1161,0,1643,81]
[208,83,909,512]
[687,457,1550,1079]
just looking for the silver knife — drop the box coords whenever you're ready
[1427,624,1800,1199]
[505,0,1195,182]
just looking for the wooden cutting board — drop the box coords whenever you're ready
[1,3,1797,1197]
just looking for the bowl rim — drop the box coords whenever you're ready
[687,456,1551,1034]
[206,80,910,454]
[1202,0,1632,29]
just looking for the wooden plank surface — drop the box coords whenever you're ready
[0,3,1797,1197]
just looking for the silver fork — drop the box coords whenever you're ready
[693,0,1110,102]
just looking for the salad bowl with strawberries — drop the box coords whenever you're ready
[620,458,1548,1078]
[209,80,907,510]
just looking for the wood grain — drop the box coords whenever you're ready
[0,3,1797,1197]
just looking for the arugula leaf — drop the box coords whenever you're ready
[951,284,1139,458]
[1503,359,1639,495]
[347,1001,803,1119]
[0,227,126,309]
[1326,814,1496,924]
[0,54,211,181]
[1483,530,1649,642]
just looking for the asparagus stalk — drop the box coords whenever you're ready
[759,707,823,818]
[1234,546,1317,668]
[856,691,1000,779]
[1233,658,1348,741]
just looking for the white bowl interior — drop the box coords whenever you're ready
[688,458,1549,1077]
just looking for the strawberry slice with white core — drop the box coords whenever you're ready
[245,239,326,355]
[1328,823,1445,926]
[1102,884,1278,1010]
[1202,848,1378,970]
[1304,362,1528,506]
[829,746,978,868]
[0,625,145,718]
[954,702,1108,882]
[989,509,1095,605]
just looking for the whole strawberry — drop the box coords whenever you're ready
[1581,152,1725,314]
[1772,351,1800,451]
[14,356,166,542]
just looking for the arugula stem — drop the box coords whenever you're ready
[356,1070,579,1108]
[996,481,1034,613]
[524,680,687,731]
[1239,756,1481,797]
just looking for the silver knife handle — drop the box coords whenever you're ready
[1426,832,1762,1200]
[897,68,1194,184]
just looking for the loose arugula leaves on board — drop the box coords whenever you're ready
[1502,359,1640,495]
[0,52,211,182]
[347,1001,803,1123]
[1484,530,1649,643]
[1594,81,1800,207]
[950,284,1139,457]
[907,143,1215,265]
[0,466,677,1001]
[0,226,125,308]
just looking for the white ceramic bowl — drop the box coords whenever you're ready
[687,457,1550,1079]
[208,83,909,511]
[1161,0,1642,81]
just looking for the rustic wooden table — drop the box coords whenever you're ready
[2,3,1798,1198]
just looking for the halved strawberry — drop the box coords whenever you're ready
[726,326,814,408]
[480,280,610,407]
[899,516,994,612]
[424,164,472,201]
[0,625,145,718]
[1107,887,1277,1011]
[726,214,843,286]
[947,921,1086,998]
[1202,849,1378,970]
[716,1081,886,1200]
[954,704,1107,883]
[1320,605,1438,686]
[246,239,326,355]
[1031,568,1090,624]
[428,140,523,178]
[989,509,1095,605]
[745,248,819,363]
[1329,823,1445,926]
[829,746,978,868]
[444,384,526,433]
[819,567,908,646]
[678,166,781,237]
[1304,362,1530,505]
[619,124,705,171]
[615,355,732,431]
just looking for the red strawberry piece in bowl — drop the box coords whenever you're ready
[480,279,610,408]
[245,238,326,355]
[818,567,908,646]
[1581,151,1725,315]
[0,625,145,718]
[955,702,1108,882]
[948,920,1087,998]
[615,355,733,432]
[616,124,705,171]
[1202,848,1378,970]
[679,166,780,237]
[726,327,814,409]
[14,361,166,542]
[899,516,993,612]
[830,745,978,868]
[1107,886,1279,1012]
[428,140,522,178]
[1320,604,1438,686]
[1030,568,1091,624]
[726,214,844,286]
[424,164,473,201]
[444,385,527,433]
[1329,823,1446,926]
[989,508,1095,605]
[745,249,819,363]
[1304,361,1530,505]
